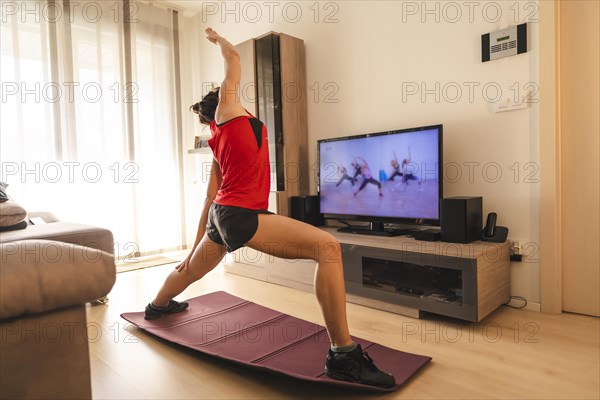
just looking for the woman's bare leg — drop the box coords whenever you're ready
[246,214,353,347]
[153,234,227,307]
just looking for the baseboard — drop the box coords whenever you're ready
[525,302,541,312]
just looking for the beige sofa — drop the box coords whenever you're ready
[0,212,116,400]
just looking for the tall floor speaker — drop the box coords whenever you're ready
[440,197,483,243]
[290,196,324,227]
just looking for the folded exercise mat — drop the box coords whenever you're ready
[121,291,431,392]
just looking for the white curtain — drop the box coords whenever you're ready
[0,0,185,258]
[129,3,184,254]
[1,2,55,161]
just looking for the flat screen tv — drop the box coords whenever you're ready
[317,124,443,236]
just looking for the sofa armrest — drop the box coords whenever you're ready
[0,240,116,320]
[27,211,60,224]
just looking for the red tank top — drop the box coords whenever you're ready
[208,114,270,210]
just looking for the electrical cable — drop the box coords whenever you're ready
[502,295,528,309]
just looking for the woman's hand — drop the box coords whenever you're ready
[176,249,195,273]
[205,27,220,44]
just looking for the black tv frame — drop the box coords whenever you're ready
[317,124,444,236]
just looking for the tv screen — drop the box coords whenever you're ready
[318,124,443,232]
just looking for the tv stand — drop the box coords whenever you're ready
[337,222,409,237]
[330,228,510,321]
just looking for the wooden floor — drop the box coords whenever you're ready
[87,263,600,399]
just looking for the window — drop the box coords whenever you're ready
[0,0,185,258]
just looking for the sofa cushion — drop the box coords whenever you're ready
[0,239,116,319]
[0,222,114,255]
[0,200,27,227]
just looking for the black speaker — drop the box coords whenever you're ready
[290,196,324,226]
[440,197,483,243]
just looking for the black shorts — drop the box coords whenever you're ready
[206,203,273,252]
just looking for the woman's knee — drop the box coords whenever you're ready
[315,232,342,263]
[185,244,225,280]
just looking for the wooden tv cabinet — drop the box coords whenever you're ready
[223,227,510,322]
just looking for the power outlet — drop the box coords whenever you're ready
[510,239,524,262]
[493,95,528,113]
[511,240,523,255]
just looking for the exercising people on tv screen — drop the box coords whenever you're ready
[351,161,362,182]
[353,156,383,197]
[400,147,420,184]
[335,163,355,187]
[389,150,403,181]
[390,147,420,185]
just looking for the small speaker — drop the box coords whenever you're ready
[441,197,483,243]
[290,196,324,227]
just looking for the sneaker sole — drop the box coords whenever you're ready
[324,368,354,384]
[324,368,395,389]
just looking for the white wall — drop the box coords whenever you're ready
[177,1,541,307]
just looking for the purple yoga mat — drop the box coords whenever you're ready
[121,291,431,392]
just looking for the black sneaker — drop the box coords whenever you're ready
[144,300,189,320]
[325,344,395,389]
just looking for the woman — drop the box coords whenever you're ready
[389,150,403,181]
[353,156,383,197]
[399,146,420,184]
[144,28,394,389]
[336,162,355,187]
